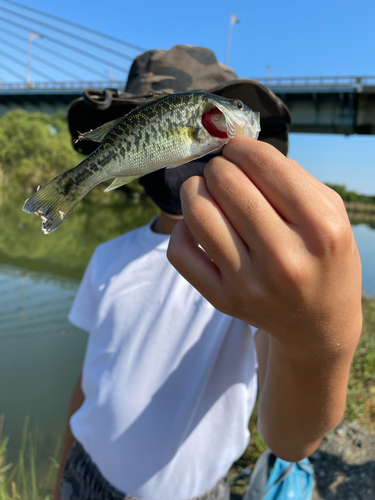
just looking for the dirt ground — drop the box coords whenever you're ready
[229,420,375,500]
[311,420,375,500]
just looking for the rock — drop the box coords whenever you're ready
[312,420,375,500]
[336,426,347,438]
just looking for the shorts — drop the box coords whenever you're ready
[60,440,230,500]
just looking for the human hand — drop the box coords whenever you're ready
[167,136,362,356]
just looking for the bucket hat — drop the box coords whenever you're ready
[68,44,291,156]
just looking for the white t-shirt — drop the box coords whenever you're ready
[69,220,258,500]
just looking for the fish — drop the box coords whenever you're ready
[22,91,261,234]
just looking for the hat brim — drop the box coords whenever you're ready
[68,80,291,156]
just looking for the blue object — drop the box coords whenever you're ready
[242,449,315,500]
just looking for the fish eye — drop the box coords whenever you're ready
[233,100,244,110]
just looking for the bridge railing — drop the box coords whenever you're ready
[1,76,375,92]
[0,80,127,91]
[255,75,375,87]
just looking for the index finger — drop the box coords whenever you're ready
[223,137,333,226]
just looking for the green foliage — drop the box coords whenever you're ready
[0,416,60,500]
[326,183,375,204]
[0,110,159,277]
[0,110,84,198]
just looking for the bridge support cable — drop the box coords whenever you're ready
[0,61,24,80]
[2,0,145,52]
[0,36,83,81]
[1,16,131,75]
[0,6,136,61]
[0,25,110,80]
[0,48,54,81]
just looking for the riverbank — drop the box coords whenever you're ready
[345,202,375,224]
[345,202,375,213]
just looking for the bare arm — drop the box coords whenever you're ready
[254,328,355,460]
[53,373,84,500]
[167,136,362,462]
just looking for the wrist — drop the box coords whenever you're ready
[267,314,362,364]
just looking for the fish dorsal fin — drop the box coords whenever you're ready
[104,175,141,192]
[75,92,172,144]
[75,116,125,144]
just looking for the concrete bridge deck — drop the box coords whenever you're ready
[1,76,375,135]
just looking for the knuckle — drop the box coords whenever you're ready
[301,194,353,257]
[315,211,352,255]
[272,252,309,289]
[224,137,282,175]
[205,157,237,198]
[249,144,280,173]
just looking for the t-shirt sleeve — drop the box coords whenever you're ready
[68,252,98,332]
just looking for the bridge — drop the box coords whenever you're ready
[0,0,374,136]
[1,76,374,136]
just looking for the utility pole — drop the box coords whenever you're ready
[225,13,240,66]
[26,31,44,88]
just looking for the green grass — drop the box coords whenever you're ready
[0,416,60,500]
[345,296,375,430]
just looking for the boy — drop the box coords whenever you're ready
[55,46,362,500]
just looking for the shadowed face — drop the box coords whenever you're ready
[139,153,220,215]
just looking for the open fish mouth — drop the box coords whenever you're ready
[202,108,229,139]
[202,102,260,141]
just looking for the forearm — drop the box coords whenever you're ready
[167,137,363,461]
[53,374,84,500]
[257,331,359,462]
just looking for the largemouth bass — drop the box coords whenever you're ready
[23,91,260,234]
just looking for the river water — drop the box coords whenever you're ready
[0,195,374,483]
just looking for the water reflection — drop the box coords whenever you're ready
[351,224,375,296]
[0,192,159,279]
[0,264,87,472]
[0,191,158,477]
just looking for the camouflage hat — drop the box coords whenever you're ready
[68,44,291,155]
[124,45,238,95]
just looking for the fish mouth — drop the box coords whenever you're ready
[202,101,261,141]
[202,101,259,140]
[202,107,229,139]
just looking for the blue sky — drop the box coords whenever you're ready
[0,0,374,193]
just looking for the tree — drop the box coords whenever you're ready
[0,110,83,197]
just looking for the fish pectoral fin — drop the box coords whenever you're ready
[75,116,125,144]
[194,126,210,143]
[104,175,141,192]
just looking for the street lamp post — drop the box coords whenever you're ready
[26,31,43,88]
[225,13,240,66]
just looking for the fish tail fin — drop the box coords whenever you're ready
[22,168,90,234]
